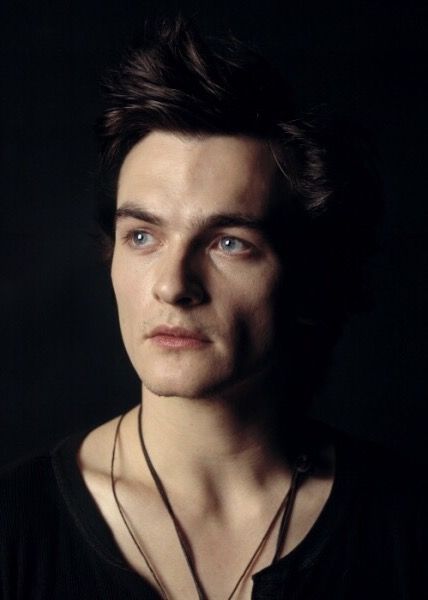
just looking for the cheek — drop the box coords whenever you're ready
[111,256,144,339]
[220,265,281,347]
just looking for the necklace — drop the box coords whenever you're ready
[111,407,310,600]
[111,413,169,597]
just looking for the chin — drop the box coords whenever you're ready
[141,377,225,400]
[131,343,272,400]
[131,349,229,397]
[139,361,269,400]
[137,361,239,399]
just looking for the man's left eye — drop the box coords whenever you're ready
[217,236,247,254]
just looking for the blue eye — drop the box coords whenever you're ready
[130,230,154,247]
[218,236,246,253]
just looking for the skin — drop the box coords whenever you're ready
[78,132,335,600]
[111,132,282,402]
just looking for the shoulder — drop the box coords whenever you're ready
[333,428,428,544]
[0,452,55,504]
[0,452,60,547]
[307,420,427,520]
[77,407,140,489]
[77,413,122,478]
[335,428,426,490]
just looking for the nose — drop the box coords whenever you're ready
[152,244,208,308]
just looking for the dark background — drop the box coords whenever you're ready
[1,0,427,466]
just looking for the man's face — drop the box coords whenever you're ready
[111,131,283,399]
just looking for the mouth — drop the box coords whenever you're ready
[147,325,211,350]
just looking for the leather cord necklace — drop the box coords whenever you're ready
[111,412,169,597]
[111,406,310,600]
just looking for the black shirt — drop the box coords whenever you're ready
[0,427,425,599]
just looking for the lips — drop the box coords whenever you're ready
[147,325,211,350]
[147,325,210,342]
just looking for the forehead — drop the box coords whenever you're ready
[117,132,277,218]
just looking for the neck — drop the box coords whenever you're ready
[143,390,274,466]
[119,374,313,511]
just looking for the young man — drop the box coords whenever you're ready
[0,17,424,600]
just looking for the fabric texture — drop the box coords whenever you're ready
[0,424,425,599]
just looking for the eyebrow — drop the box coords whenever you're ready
[115,203,268,232]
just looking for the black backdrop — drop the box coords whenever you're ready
[1,0,427,465]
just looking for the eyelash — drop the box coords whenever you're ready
[121,230,252,256]
[124,230,155,248]
[217,236,248,254]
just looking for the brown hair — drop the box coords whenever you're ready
[96,15,383,395]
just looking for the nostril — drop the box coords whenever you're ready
[153,275,208,306]
[152,250,209,306]
[178,296,196,307]
[176,284,208,307]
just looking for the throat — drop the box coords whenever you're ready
[79,398,335,600]
[136,392,298,506]
[115,405,312,600]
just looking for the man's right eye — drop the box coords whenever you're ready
[124,230,155,247]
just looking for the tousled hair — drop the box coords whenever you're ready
[96,16,383,401]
